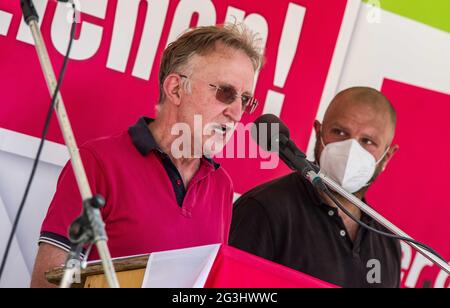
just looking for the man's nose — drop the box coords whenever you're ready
[224,99,243,122]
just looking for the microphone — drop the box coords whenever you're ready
[252,114,320,178]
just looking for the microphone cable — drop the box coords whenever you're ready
[320,185,447,263]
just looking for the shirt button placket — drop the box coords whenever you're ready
[182,208,191,217]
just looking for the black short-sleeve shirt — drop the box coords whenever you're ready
[229,172,401,288]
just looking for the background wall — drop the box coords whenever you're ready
[0,0,449,288]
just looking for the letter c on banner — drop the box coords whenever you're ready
[51,0,107,60]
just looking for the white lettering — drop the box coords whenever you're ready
[166,0,216,46]
[404,252,434,288]
[0,9,12,37]
[193,114,203,158]
[132,0,170,80]
[400,241,413,282]
[434,269,450,288]
[171,122,192,159]
[172,292,206,305]
[266,3,306,116]
[274,3,305,89]
[107,0,169,81]
[51,0,107,60]
[263,90,285,118]
[366,259,382,284]
[225,7,269,91]
[366,0,382,24]
[16,0,49,44]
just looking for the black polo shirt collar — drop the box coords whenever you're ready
[128,117,161,156]
[128,116,220,170]
[301,172,374,225]
[297,172,379,257]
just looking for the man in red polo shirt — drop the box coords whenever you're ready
[30,23,263,288]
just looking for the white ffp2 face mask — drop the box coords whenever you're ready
[319,138,388,194]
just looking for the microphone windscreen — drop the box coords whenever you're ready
[252,114,290,152]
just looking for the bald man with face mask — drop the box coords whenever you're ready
[230,87,402,288]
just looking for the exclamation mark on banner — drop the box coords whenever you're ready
[0,10,12,37]
[263,3,306,117]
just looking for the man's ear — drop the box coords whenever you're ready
[313,120,324,163]
[162,74,182,106]
[314,120,322,139]
[381,144,399,172]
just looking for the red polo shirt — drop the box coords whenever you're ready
[39,117,234,260]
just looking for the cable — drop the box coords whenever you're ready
[0,2,77,280]
[322,187,447,263]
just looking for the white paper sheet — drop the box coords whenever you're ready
[141,244,221,288]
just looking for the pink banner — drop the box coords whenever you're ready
[0,0,346,191]
[369,79,450,288]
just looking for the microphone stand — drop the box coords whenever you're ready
[305,170,450,275]
[276,134,450,275]
[20,0,120,288]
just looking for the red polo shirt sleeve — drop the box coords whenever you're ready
[38,146,110,252]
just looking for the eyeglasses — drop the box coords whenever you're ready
[179,74,259,114]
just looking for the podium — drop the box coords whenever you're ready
[46,245,336,288]
[46,255,149,288]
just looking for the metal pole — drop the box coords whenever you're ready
[306,170,450,275]
[22,1,120,288]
